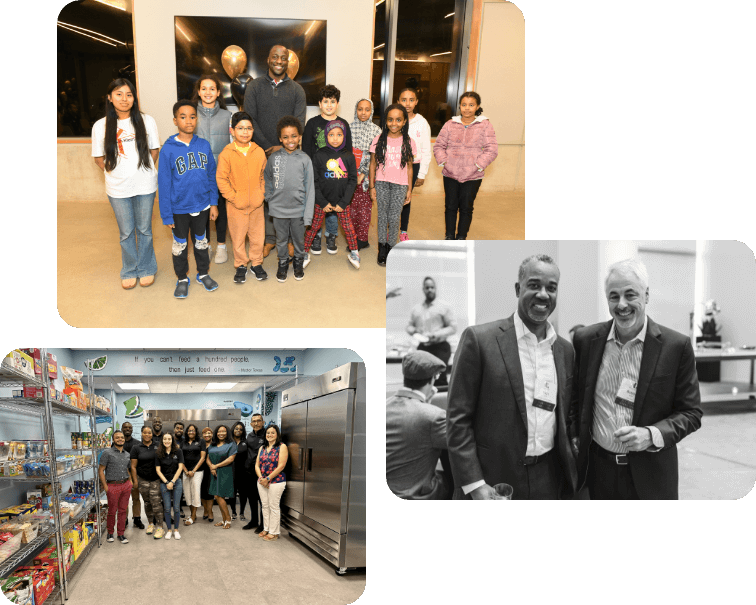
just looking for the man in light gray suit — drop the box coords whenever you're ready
[446,254,577,500]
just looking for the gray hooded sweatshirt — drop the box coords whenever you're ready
[263,148,315,225]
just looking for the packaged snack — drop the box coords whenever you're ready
[47,353,58,380]
[3,351,35,377]
[61,370,85,408]
[1,574,34,604]
[22,386,44,400]
[0,442,9,462]
[11,566,56,605]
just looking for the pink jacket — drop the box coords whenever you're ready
[433,116,498,183]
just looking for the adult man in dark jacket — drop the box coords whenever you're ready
[570,259,702,499]
[446,254,577,500]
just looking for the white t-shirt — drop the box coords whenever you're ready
[91,114,160,198]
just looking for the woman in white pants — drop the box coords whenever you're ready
[180,424,206,525]
[255,425,289,541]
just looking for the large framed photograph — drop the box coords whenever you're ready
[174,16,327,106]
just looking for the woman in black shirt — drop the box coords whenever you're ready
[180,424,206,525]
[227,422,249,520]
[130,426,166,539]
[199,426,215,522]
[155,433,185,540]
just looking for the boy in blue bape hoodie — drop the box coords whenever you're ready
[158,100,219,298]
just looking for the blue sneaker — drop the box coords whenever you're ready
[196,273,219,291]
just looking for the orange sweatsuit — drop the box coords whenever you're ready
[216,142,267,267]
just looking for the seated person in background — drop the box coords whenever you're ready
[386,351,450,499]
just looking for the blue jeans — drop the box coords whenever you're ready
[160,477,183,530]
[107,192,158,279]
[316,212,339,239]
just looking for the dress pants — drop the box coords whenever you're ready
[520,449,562,500]
[258,481,286,535]
[587,441,640,500]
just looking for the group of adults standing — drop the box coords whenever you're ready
[98,413,289,541]
[387,256,704,500]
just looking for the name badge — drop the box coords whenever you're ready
[533,376,556,412]
[615,377,637,410]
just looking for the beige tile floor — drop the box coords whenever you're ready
[63,503,366,605]
[397,190,525,241]
[57,191,524,328]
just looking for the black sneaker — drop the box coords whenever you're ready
[254,526,264,534]
[107,533,114,543]
[118,535,129,544]
[174,279,189,298]
[310,235,322,255]
[357,240,370,250]
[250,265,268,281]
[276,259,288,283]
[242,521,255,530]
[377,243,387,266]
[293,257,304,280]
[133,517,144,529]
[196,273,219,291]
[234,265,248,284]
[326,234,338,254]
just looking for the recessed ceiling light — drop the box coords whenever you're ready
[205,383,238,390]
[117,383,149,389]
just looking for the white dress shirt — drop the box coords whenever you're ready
[462,314,558,495]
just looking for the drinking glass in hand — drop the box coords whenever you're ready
[492,483,513,500]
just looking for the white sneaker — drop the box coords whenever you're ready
[173,530,181,540]
[164,530,172,540]
[303,253,311,269]
[348,251,360,269]
[214,246,228,264]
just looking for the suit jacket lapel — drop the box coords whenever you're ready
[584,321,611,416]
[553,338,567,428]
[633,317,662,424]
[497,315,527,430]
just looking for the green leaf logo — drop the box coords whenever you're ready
[86,356,108,371]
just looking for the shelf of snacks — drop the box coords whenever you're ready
[54,512,102,595]
[1,350,108,605]
[0,525,56,579]
[0,357,44,389]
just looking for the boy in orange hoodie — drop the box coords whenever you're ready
[216,112,268,283]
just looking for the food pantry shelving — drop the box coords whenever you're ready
[0,350,114,604]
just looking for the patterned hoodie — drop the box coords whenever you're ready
[350,98,382,191]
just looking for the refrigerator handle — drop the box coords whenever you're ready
[307,448,313,472]
[298,447,304,470]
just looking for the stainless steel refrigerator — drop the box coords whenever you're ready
[280,362,366,575]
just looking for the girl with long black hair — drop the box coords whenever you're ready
[368,104,419,266]
[92,78,161,289]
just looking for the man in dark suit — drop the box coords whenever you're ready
[570,259,703,500]
[446,254,577,500]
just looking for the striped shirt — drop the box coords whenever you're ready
[592,317,663,453]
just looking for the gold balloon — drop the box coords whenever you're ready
[287,50,300,80]
[221,45,247,80]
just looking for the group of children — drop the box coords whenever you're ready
[157,77,498,298]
